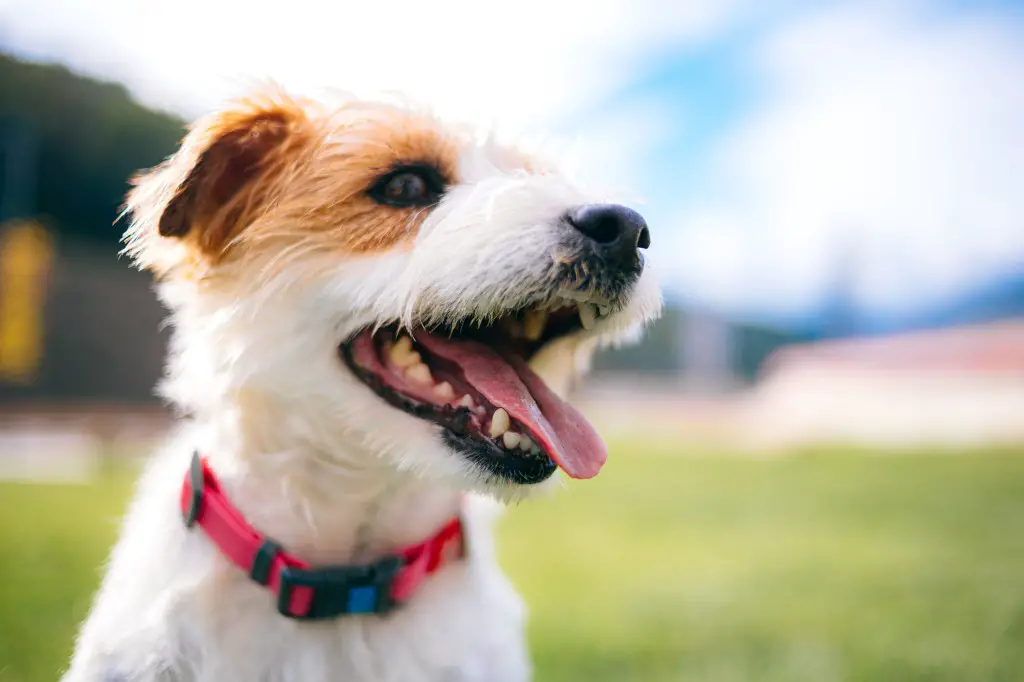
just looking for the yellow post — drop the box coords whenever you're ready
[0,219,53,384]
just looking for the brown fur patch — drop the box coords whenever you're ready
[158,112,293,240]
[124,88,463,280]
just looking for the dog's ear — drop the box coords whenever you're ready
[124,91,313,274]
[157,112,294,240]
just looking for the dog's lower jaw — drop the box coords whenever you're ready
[63,421,533,682]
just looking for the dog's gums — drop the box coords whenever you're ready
[340,304,609,485]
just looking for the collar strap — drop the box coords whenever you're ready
[180,452,465,621]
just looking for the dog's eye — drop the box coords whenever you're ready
[369,165,445,208]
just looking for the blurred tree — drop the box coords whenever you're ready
[0,52,184,246]
[0,53,182,403]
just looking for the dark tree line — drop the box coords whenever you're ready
[0,52,185,246]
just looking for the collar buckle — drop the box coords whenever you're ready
[276,555,404,620]
[183,451,205,528]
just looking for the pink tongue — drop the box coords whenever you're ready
[414,332,607,479]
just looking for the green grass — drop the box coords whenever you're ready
[2,444,1024,682]
[0,463,134,682]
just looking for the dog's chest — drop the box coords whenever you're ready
[165,562,531,682]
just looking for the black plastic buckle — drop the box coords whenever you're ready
[276,555,404,620]
[183,451,204,528]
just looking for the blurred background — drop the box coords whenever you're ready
[0,1,1022,681]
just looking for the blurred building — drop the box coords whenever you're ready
[745,320,1024,449]
[0,222,168,406]
[580,319,1024,452]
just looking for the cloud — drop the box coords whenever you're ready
[663,3,1024,317]
[559,96,684,201]
[0,0,737,134]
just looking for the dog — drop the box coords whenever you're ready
[62,86,661,682]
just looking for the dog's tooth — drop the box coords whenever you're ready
[523,309,548,341]
[518,436,534,451]
[435,381,456,399]
[530,443,541,455]
[406,363,433,385]
[502,431,521,449]
[391,336,421,368]
[401,352,423,368]
[489,408,510,438]
[457,394,476,409]
[579,303,597,331]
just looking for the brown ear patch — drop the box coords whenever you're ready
[158,111,295,245]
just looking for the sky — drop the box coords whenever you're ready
[1,0,1022,327]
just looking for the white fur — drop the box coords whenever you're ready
[63,97,661,682]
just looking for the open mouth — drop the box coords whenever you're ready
[339,304,609,485]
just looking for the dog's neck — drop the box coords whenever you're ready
[185,392,463,567]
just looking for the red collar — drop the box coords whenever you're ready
[180,452,465,620]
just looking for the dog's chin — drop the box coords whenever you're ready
[338,300,622,488]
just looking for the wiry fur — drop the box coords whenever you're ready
[63,86,660,682]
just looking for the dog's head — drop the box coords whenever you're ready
[125,87,661,495]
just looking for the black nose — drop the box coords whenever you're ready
[567,204,651,271]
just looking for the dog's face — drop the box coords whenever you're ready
[126,88,660,496]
